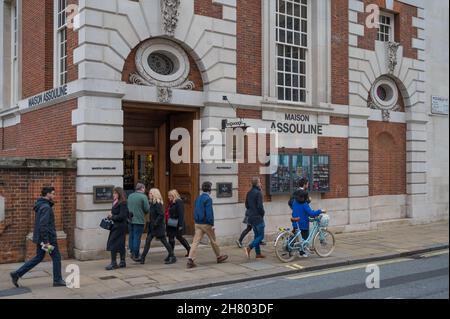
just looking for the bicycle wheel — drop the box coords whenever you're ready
[274,231,296,263]
[313,230,336,258]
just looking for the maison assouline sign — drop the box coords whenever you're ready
[28,85,68,108]
[271,113,323,135]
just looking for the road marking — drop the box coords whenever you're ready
[419,249,449,258]
[286,263,304,270]
[287,258,412,280]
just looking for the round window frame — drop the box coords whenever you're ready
[370,77,399,110]
[135,39,190,88]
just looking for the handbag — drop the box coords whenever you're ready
[100,218,114,231]
[167,218,179,228]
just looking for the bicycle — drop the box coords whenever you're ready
[274,213,336,263]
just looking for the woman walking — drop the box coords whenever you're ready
[106,187,129,271]
[166,190,191,258]
[138,188,176,265]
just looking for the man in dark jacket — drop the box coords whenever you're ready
[187,182,228,269]
[10,187,66,288]
[244,177,266,259]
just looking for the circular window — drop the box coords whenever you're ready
[370,77,399,110]
[148,53,175,75]
[135,39,190,87]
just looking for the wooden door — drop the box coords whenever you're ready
[170,112,199,235]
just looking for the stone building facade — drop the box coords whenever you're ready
[0,0,448,262]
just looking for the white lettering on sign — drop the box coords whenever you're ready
[431,96,449,115]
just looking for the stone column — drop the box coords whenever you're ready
[347,107,371,231]
[72,93,125,261]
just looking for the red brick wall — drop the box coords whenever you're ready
[331,0,349,105]
[0,164,76,263]
[195,0,223,19]
[330,116,349,126]
[21,0,78,99]
[22,0,53,98]
[369,121,406,196]
[236,109,262,120]
[318,137,349,199]
[0,100,77,158]
[122,44,204,91]
[237,0,262,96]
[358,0,418,60]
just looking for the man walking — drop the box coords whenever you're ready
[10,187,66,288]
[127,183,150,261]
[244,177,266,259]
[187,182,228,269]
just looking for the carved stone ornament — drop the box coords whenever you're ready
[387,42,400,74]
[161,0,181,37]
[157,86,173,103]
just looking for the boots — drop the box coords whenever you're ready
[165,256,177,265]
[105,262,118,271]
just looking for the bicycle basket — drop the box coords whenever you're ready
[319,214,330,227]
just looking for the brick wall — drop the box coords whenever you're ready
[122,44,204,91]
[22,0,53,98]
[237,0,262,96]
[331,0,349,105]
[0,100,77,158]
[194,0,223,19]
[0,159,77,264]
[330,116,349,126]
[358,0,418,60]
[369,121,406,196]
[21,0,79,99]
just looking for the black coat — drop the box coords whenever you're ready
[107,202,128,252]
[32,198,57,245]
[148,202,166,238]
[245,186,265,226]
[288,188,311,209]
[166,199,185,236]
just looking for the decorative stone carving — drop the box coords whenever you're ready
[157,87,173,103]
[161,0,181,37]
[129,72,195,91]
[387,42,400,74]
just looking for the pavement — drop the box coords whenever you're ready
[0,221,448,299]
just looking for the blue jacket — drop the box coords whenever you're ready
[194,193,214,226]
[32,198,57,244]
[291,200,322,231]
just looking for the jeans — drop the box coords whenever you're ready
[129,224,145,258]
[239,224,253,243]
[249,222,265,255]
[15,243,62,282]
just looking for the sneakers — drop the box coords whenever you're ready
[217,255,229,264]
[300,251,309,258]
[244,247,251,259]
[10,272,19,288]
[186,258,197,269]
[236,240,243,249]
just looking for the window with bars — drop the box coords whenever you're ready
[276,0,308,103]
[56,0,67,85]
[11,0,19,104]
[377,13,394,42]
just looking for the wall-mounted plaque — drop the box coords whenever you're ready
[93,186,115,204]
[217,183,233,198]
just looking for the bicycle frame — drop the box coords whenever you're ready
[287,218,322,252]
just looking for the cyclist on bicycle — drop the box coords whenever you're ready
[291,189,323,257]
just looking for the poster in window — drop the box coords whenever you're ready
[311,155,330,193]
[270,154,291,195]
